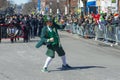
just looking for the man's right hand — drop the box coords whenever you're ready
[49,38,54,42]
[47,38,54,42]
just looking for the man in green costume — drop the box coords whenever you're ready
[36,16,71,72]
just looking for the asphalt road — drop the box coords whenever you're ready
[0,31,120,80]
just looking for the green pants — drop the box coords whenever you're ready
[46,45,65,58]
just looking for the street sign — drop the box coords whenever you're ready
[38,0,41,11]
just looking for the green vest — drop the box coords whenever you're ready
[47,27,59,45]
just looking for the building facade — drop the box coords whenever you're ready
[33,0,120,14]
[96,0,118,13]
[42,0,78,14]
[119,0,120,13]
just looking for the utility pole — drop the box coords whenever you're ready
[57,0,59,14]
[68,0,71,14]
[78,0,80,8]
[118,0,120,14]
[49,1,52,14]
[37,0,41,13]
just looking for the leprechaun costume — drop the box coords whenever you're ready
[36,18,65,58]
[36,16,71,72]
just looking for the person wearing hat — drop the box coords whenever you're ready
[36,16,72,72]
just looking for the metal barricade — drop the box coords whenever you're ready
[88,24,96,38]
[83,24,89,37]
[64,23,72,33]
[82,23,96,38]
[95,24,120,44]
[72,23,77,34]
[116,27,120,43]
[95,24,106,40]
[105,24,116,42]
[76,25,84,37]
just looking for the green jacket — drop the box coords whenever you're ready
[35,24,60,48]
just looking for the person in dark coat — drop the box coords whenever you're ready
[20,21,29,42]
[0,15,5,42]
[31,15,38,38]
[36,16,71,72]
[38,15,44,37]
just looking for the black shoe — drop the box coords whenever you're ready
[62,64,72,70]
[66,64,72,68]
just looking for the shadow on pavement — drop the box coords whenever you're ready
[50,66,106,72]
